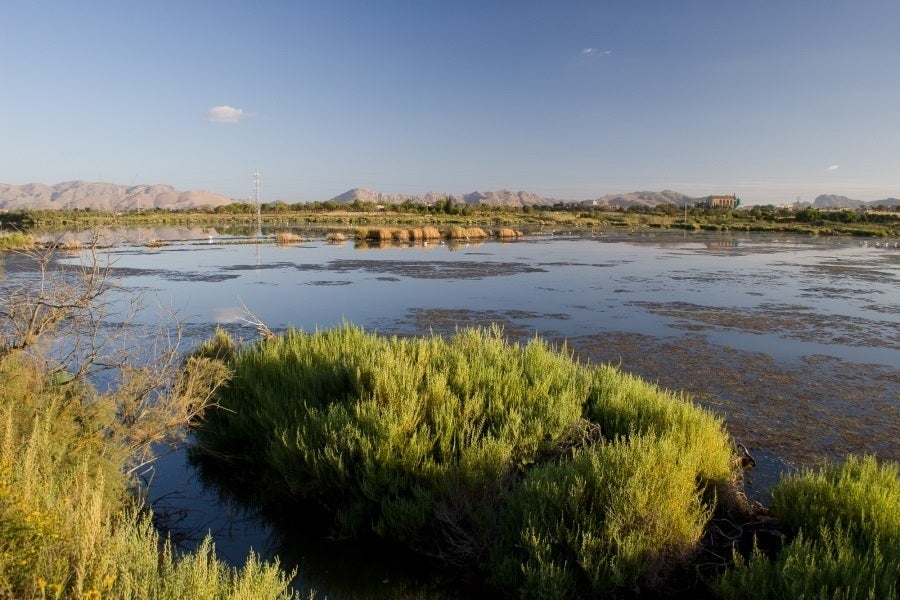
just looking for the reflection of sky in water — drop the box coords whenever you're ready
[84,235,900,368]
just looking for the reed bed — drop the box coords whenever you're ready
[192,325,742,596]
[324,231,346,244]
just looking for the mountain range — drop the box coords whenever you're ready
[1,181,896,211]
[329,187,712,208]
[0,181,233,211]
[808,194,899,209]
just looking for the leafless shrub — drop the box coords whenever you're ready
[0,223,227,476]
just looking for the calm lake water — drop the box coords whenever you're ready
[9,228,899,597]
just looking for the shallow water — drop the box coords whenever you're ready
[8,229,899,596]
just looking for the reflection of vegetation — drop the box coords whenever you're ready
[192,325,739,596]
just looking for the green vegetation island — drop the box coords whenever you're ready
[0,217,897,598]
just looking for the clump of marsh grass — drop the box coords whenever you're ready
[325,231,346,244]
[194,326,589,544]
[391,228,410,242]
[585,365,735,491]
[366,227,394,242]
[446,226,487,240]
[494,228,521,239]
[274,231,302,244]
[60,238,83,251]
[714,455,899,599]
[421,226,441,239]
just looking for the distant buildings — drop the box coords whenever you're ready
[706,195,737,209]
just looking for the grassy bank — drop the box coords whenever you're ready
[6,203,899,240]
[192,325,739,597]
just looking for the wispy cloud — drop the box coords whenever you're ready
[205,105,246,123]
[582,48,612,56]
[826,164,839,171]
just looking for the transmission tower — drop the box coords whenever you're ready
[253,169,261,236]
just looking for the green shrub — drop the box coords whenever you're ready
[194,325,589,546]
[193,325,742,594]
[585,365,735,488]
[490,434,713,598]
[714,456,899,599]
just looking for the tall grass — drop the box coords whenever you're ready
[192,325,741,595]
[0,348,298,599]
[714,456,899,599]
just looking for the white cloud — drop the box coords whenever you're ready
[582,48,612,57]
[601,49,612,56]
[206,105,245,123]
[826,164,839,171]
[582,47,594,54]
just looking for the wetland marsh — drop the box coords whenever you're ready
[8,228,898,597]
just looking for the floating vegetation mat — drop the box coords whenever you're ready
[569,331,899,467]
[629,300,900,351]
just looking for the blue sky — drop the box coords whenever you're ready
[2,1,899,205]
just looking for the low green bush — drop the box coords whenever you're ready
[714,456,899,599]
[490,434,713,598]
[194,325,589,545]
[193,325,741,595]
[585,365,735,489]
